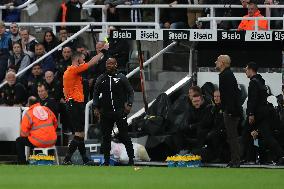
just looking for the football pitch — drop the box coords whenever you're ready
[0,165,284,189]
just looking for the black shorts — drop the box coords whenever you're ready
[66,100,85,132]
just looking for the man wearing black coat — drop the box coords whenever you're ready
[215,55,242,168]
[37,84,58,118]
[207,90,227,162]
[93,57,134,166]
[176,89,212,152]
[245,62,284,165]
[57,0,82,33]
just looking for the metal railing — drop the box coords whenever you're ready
[0,0,35,20]
[198,16,284,30]
[84,41,178,139]
[3,21,158,35]
[82,4,284,29]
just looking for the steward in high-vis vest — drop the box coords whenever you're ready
[237,2,268,31]
[16,96,58,164]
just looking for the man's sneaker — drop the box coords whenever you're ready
[83,160,96,166]
[62,159,73,165]
[226,161,240,168]
[82,157,96,166]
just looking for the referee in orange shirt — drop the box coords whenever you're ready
[62,50,105,165]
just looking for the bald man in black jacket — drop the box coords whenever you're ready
[215,55,242,168]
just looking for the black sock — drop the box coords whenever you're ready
[77,137,89,162]
[65,137,79,161]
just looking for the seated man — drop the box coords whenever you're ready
[207,90,227,162]
[179,90,212,152]
[16,96,57,164]
[44,71,63,102]
[238,2,268,31]
[27,64,44,97]
[160,0,188,29]
[0,71,27,106]
[19,28,38,58]
[32,43,55,73]
[37,84,58,118]
[0,21,10,83]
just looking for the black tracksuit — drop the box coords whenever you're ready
[176,101,212,151]
[245,74,284,160]
[93,72,134,164]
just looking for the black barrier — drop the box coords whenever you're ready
[196,40,283,68]
[109,29,283,68]
[110,29,284,42]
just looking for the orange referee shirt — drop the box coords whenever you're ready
[63,63,88,102]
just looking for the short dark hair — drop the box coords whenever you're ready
[28,96,38,106]
[189,86,202,96]
[71,51,84,61]
[32,63,41,69]
[35,43,44,48]
[247,61,258,72]
[37,84,47,91]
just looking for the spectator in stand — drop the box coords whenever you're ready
[264,0,284,29]
[1,0,26,22]
[8,23,21,51]
[42,31,59,59]
[37,84,58,117]
[160,0,189,29]
[188,0,205,28]
[57,27,80,53]
[27,64,44,97]
[8,42,31,77]
[103,0,127,22]
[238,2,268,30]
[32,43,55,73]
[124,0,145,22]
[44,71,63,102]
[20,28,38,58]
[143,0,164,24]
[57,0,82,34]
[0,71,27,106]
[89,0,103,22]
[0,21,11,83]
[107,26,129,74]
[55,46,72,83]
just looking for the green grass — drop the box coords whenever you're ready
[0,165,284,189]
